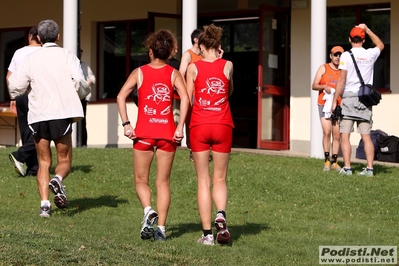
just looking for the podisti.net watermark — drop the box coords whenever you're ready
[319,246,397,264]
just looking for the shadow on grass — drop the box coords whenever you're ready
[11,164,93,178]
[71,164,93,174]
[168,222,270,245]
[53,195,128,216]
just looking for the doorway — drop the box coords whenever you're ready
[257,6,290,150]
[199,5,290,149]
[198,16,259,148]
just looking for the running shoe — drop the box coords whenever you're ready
[339,167,352,176]
[197,234,215,245]
[39,205,52,218]
[358,167,374,177]
[9,153,25,176]
[330,162,342,172]
[323,160,331,172]
[154,227,166,241]
[214,213,230,244]
[49,177,68,208]
[140,209,158,240]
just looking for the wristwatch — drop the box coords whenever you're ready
[122,121,130,127]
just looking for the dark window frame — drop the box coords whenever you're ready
[0,27,32,105]
[96,19,148,103]
[327,3,391,93]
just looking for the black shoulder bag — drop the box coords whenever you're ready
[349,50,381,107]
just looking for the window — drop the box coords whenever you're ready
[327,4,390,91]
[203,20,259,53]
[0,28,30,104]
[97,20,148,100]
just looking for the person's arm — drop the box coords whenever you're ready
[8,59,29,100]
[87,65,96,86]
[312,65,330,93]
[224,61,234,96]
[70,54,89,99]
[331,69,347,112]
[178,50,191,79]
[172,70,189,142]
[6,70,12,88]
[216,46,224,58]
[357,23,384,52]
[186,63,196,105]
[5,70,17,114]
[117,68,139,139]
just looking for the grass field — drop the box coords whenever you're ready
[0,147,398,265]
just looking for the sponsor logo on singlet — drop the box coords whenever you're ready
[146,83,171,104]
[149,118,168,124]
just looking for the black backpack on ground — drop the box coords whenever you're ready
[356,129,388,160]
[377,135,399,163]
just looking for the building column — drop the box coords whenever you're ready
[310,0,326,158]
[63,0,79,147]
[180,0,197,147]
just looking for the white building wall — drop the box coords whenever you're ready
[86,103,138,148]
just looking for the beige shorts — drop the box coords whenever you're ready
[340,119,372,134]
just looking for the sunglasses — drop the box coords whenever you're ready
[332,52,342,57]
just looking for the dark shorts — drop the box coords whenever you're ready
[133,138,177,152]
[190,124,233,153]
[29,119,72,140]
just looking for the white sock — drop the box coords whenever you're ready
[144,206,152,215]
[158,226,165,233]
[41,200,51,207]
[55,175,63,182]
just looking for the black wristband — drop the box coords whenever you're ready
[122,121,130,127]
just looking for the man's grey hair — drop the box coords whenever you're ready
[37,19,59,44]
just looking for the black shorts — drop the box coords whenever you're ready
[29,119,72,140]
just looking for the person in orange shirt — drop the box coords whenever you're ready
[312,46,344,172]
[179,29,203,78]
[179,29,203,161]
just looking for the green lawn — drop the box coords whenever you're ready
[0,147,398,265]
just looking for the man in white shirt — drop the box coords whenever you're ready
[9,19,90,217]
[332,23,384,177]
[7,27,41,177]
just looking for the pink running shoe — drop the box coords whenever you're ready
[214,213,230,244]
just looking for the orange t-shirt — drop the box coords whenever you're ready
[188,49,203,64]
[174,49,203,100]
[317,63,342,106]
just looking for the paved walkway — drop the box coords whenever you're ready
[231,148,399,168]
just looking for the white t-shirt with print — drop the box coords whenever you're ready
[339,46,380,93]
